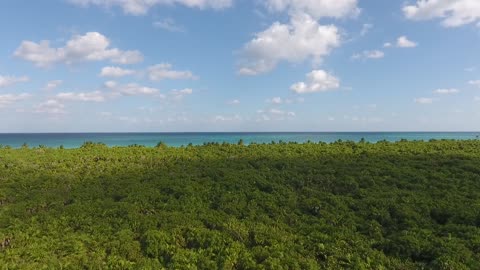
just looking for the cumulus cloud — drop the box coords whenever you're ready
[69,0,233,15]
[291,70,340,94]
[105,81,160,96]
[153,18,186,32]
[403,0,480,27]
[433,88,459,94]
[383,42,392,48]
[414,97,433,104]
[264,0,360,19]
[170,88,193,100]
[238,14,340,75]
[212,114,242,122]
[396,36,418,48]
[0,75,29,88]
[227,99,240,105]
[44,80,63,91]
[469,80,480,87]
[0,93,31,108]
[148,63,198,81]
[360,23,373,36]
[56,91,106,102]
[100,66,136,77]
[266,97,283,104]
[352,50,385,60]
[256,108,296,121]
[35,99,66,114]
[14,32,143,67]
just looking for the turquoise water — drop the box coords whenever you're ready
[0,132,478,148]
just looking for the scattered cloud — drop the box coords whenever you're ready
[396,36,418,48]
[0,93,31,108]
[266,97,283,104]
[35,99,66,114]
[148,63,198,81]
[153,18,186,32]
[69,0,234,15]
[0,75,29,88]
[256,108,296,121]
[465,67,476,72]
[291,70,340,94]
[475,96,480,102]
[227,99,240,105]
[14,32,143,67]
[383,42,392,48]
[44,80,63,91]
[56,91,106,102]
[99,111,113,118]
[469,80,480,87]
[403,0,480,27]
[352,50,384,60]
[264,0,360,20]
[238,13,340,75]
[100,66,136,77]
[105,81,161,96]
[360,23,373,36]
[433,88,459,94]
[170,88,193,100]
[414,97,433,104]
[212,114,242,122]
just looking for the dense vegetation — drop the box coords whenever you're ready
[0,140,479,269]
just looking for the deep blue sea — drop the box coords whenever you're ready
[0,132,479,148]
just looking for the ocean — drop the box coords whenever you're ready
[0,132,478,148]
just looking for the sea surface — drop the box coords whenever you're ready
[0,132,478,148]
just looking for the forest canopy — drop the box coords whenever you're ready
[0,140,479,269]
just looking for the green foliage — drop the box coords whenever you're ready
[0,140,479,269]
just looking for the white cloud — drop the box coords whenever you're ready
[396,36,418,48]
[266,97,283,104]
[153,18,186,32]
[433,88,459,94]
[105,81,160,96]
[352,50,384,60]
[227,99,240,105]
[14,32,143,67]
[212,114,242,122]
[238,13,340,75]
[0,75,29,88]
[56,91,106,102]
[148,63,198,81]
[100,66,135,77]
[403,0,480,27]
[99,111,113,117]
[170,88,193,100]
[0,93,31,108]
[69,0,233,15]
[475,96,480,101]
[35,99,66,114]
[414,97,433,104]
[465,67,476,72]
[469,80,480,87]
[44,80,63,91]
[383,42,392,48]
[264,0,360,20]
[291,70,340,94]
[360,23,373,36]
[256,108,296,121]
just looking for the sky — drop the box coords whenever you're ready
[1,0,480,132]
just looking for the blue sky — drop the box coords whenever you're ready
[0,0,479,132]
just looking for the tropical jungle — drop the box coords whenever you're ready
[0,140,479,269]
